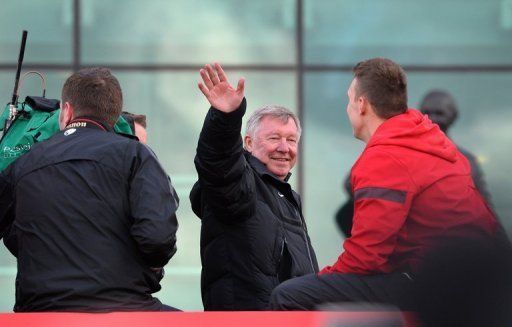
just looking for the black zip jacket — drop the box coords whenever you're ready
[190,99,318,311]
[0,117,179,312]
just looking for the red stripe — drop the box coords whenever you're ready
[72,118,106,131]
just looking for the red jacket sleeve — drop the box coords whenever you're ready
[321,148,416,275]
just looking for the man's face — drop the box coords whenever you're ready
[134,122,147,144]
[420,107,451,133]
[346,78,363,140]
[245,116,299,180]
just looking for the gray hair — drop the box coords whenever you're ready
[245,105,302,139]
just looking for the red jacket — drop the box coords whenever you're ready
[321,109,497,275]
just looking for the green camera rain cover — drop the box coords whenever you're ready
[0,102,133,172]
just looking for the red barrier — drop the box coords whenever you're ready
[0,311,419,327]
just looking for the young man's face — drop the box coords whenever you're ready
[245,116,299,180]
[346,78,363,140]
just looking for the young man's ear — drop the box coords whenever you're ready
[244,135,253,152]
[59,102,74,130]
[357,95,367,115]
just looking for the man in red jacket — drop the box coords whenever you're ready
[269,57,499,310]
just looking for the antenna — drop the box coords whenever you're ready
[11,30,28,106]
[2,30,28,139]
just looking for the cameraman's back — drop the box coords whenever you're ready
[6,127,167,312]
[0,67,179,312]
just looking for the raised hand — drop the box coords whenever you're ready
[198,63,245,113]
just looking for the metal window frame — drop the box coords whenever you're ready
[1,0,512,195]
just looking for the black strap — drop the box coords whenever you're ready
[65,117,112,132]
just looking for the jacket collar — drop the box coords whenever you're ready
[65,116,114,132]
[245,150,292,183]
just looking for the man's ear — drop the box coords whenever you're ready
[59,102,74,130]
[358,96,369,115]
[244,135,253,152]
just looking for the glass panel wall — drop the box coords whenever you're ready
[304,0,512,65]
[0,0,511,312]
[0,0,72,64]
[82,0,297,65]
[0,71,69,103]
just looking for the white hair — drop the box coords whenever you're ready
[245,105,301,139]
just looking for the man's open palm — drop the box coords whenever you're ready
[198,63,245,113]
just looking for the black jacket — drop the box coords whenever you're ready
[190,99,318,311]
[0,118,179,312]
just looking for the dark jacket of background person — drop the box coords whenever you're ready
[190,99,319,311]
[419,89,493,205]
[0,119,179,312]
[322,109,498,275]
[334,176,354,237]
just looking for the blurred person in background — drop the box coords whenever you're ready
[122,111,148,144]
[334,175,354,238]
[419,89,493,205]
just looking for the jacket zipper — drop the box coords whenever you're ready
[295,208,315,273]
[277,237,286,281]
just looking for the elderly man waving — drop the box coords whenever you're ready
[190,63,318,311]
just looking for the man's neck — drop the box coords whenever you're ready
[66,116,113,132]
[361,116,386,143]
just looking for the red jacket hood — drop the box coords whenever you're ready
[366,109,458,163]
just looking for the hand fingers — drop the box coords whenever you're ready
[198,82,210,99]
[215,62,228,82]
[236,78,245,96]
[200,69,214,90]
[206,64,220,85]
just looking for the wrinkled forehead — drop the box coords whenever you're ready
[256,115,298,135]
